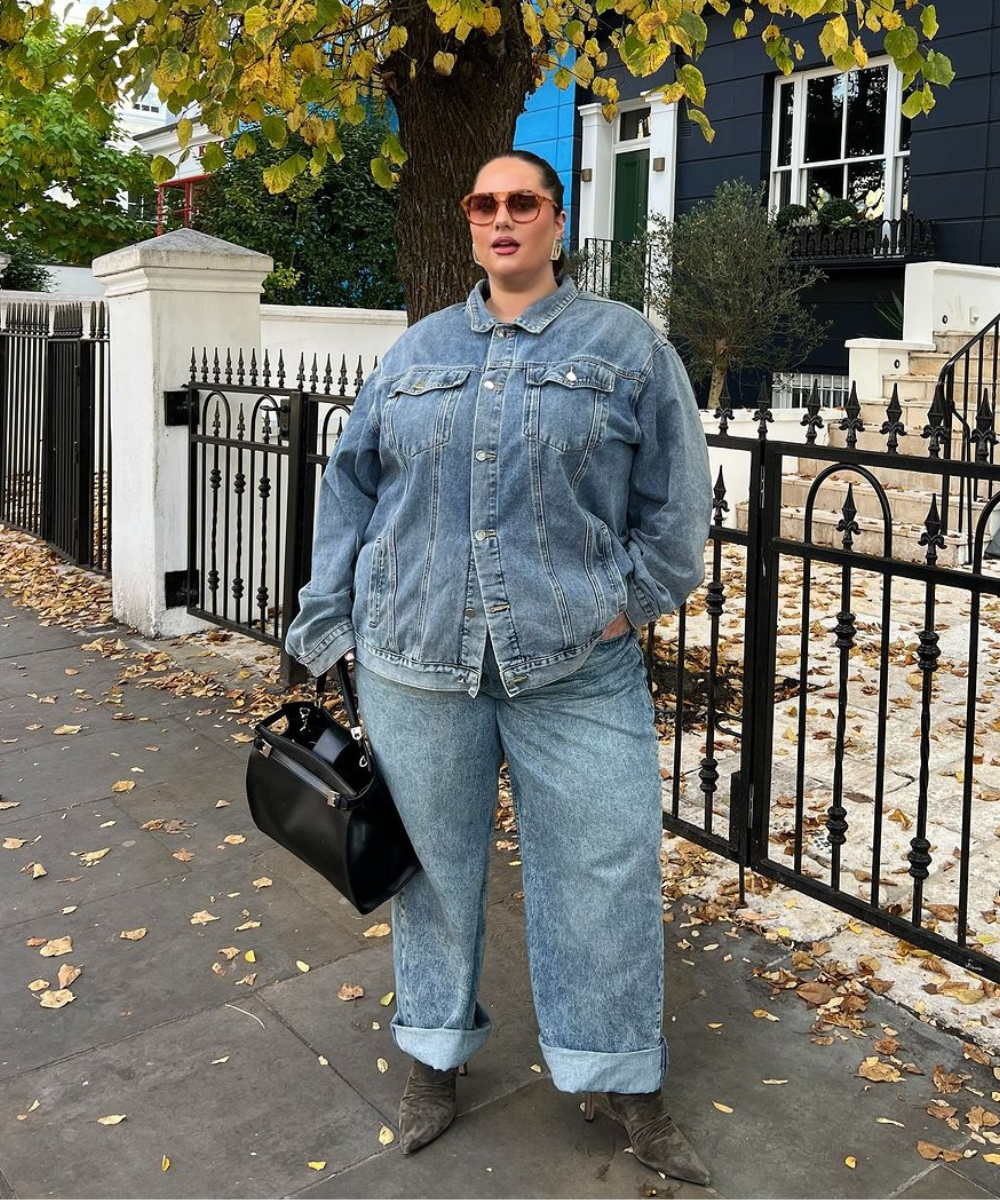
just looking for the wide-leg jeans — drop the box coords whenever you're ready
[354,626,668,1094]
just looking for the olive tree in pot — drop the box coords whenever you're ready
[643,180,828,408]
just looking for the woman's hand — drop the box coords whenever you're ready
[598,612,631,641]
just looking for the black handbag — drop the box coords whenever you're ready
[245,658,421,914]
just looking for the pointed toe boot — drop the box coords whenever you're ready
[583,1088,710,1186]
[398,1059,467,1155]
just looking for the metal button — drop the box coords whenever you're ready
[475,449,488,461]
[566,369,577,382]
[474,529,487,541]
[465,607,476,618]
[483,380,496,390]
[496,328,508,338]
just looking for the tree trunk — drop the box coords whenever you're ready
[707,362,728,410]
[385,0,537,323]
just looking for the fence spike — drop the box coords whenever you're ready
[212,347,221,384]
[753,380,773,441]
[201,347,209,383]
[338,354,348,397]
[236,348,246,386]
[919,495,946,565]
[323,354,333,395]
[712,467,730,527]
[880,382,904,455]
[972,387,996,463]
[262,348,271,387]
[224,348,233,386]
[837,483,860,551]
[189,348,197,381]
[714,376,733,437]
[354,355,364,393]
[921,382,947,459]
[839,381,864,450]
[276,349,285,388]
[296,353,306,389]
[801,379,823,445]
[309,353,319,393]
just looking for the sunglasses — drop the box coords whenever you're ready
[459,190,559,225]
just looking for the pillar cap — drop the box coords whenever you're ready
[93,228,273,280]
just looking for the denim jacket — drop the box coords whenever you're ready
[284,275,711,697]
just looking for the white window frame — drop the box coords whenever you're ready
[769,57,910,222]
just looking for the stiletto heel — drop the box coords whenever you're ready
[458,1061,468,1076]
[583,1091,596,1122]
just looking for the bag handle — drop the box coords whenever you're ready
[314,656,369,756]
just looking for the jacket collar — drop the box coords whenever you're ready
[467,275,578,334]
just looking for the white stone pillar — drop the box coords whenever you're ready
[644,94,677,226]
[92,229,272,638]
[578,102,614,245]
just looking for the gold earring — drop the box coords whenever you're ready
[550,238,563,261]
[472,245,484,266]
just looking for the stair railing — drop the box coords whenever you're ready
[935,312,999,555]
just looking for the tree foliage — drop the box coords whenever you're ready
[196,118,404,308]
[0,0,954,315]
[644,180,828,407]
[0,25,157,264]
[0,235,52,291]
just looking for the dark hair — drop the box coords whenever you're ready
[473,150,567,280]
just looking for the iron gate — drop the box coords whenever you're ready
[0,300,112,572]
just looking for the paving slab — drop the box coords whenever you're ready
[893,1165,996,1199]
[292,1079,719,1200]
[658,951,996,1200]
[0,605,99,659]
[0,645,124,703]
[0,793,190,926]
[258,901,543,1128]
[0,722,245,817]
[0,994,388,1199]
[938,1148,1000,1197]
[0,853,370,1081]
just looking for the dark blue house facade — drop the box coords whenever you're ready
[521,0,1000,385]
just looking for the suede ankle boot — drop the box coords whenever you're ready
[398,1059,467,1154]
[584,1087,710,1185]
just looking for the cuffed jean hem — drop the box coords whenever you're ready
[539,1036,668,1094]
[389,1002,493,1070]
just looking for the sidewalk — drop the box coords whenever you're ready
[2,584,1000,1200]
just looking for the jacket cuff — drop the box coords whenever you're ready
[286,621,355,677]
[625,582,658,631]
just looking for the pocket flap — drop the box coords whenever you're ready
[388,366,472,397]
[527,361,616,392]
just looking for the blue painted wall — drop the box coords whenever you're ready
[514,74,578,242]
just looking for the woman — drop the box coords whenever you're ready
[285,150,712,1184]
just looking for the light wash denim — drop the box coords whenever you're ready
[284,275,712,695]
[355,626,668,1093]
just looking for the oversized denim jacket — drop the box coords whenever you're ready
[284,275,712,697]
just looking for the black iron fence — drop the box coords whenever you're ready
[788,213,936,264]
[577,237,652,309]
[0,300,112,572]
[181,348,371,669]
[186,337,1000,983]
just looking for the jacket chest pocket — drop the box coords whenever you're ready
[385,367,471,456]
[524,361,615,453]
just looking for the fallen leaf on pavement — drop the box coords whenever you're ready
[119,928,147,941]
[190,910,219,926]
[380,992,394,1006]
[39,936,72,957]
[845,1157,856,1169]
[338,984,364,1001]
[111,781,135,793]
[363,923,391,938]
[712,1102,733,1113]
[252,877,272,889]
[296,961,310,972]
[57,964,81,988]
[916,1141,963,1163]
[80,848,110,865]
[858,1058,902,1083]
[378,1126,395,1146]
[308,1162,327,1171]
[27,979,49,992]
[3,837,27,849]
[752,1009,779,1022]
[223,834,245,845]
[97,1114,127,1126]
[377,1058,388,1074]
[38,988,75,1009]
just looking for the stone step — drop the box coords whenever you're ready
[826,424,962,456]
[907,350,951,377]
[780,472,998,530]
[858,397,940,427]
[734,500,964,566]
[934,330,1000,356]
[796,452,965,493]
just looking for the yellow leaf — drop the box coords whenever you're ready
[30,862,47,879]
[190,910,219,925]
[752,1009,780,1022]
[845,1156,857,1169]
[120,927,147,941]
[877,1118,904,1127]
[53,724,82,735]
[363,923,391,938]
[296,960,311,972]
[161,1155,170,1171]
[307,1161,327,1170]
[223,834,246,845]
[377,1058,389,1073]
[338,983,364,1001]
[244,950,257,963]
[712,1101,733,1113]
[97,1114,127,1125]
[39,936,72,957]
[707,1023,723,1029]
[38,988,75,1009]
[433,50,455,75]
[762,1079,788,1085]
[80,847,111,864]
[380,991,395,1006]
[530,1063,543,1073]
[57,964,81,988]
[984,1154,1000,1165]
[3,837,26,849]
[27,979,49,992]
[252,876,272,889]
[378,1125,395,1145]
[111,780,136,793]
